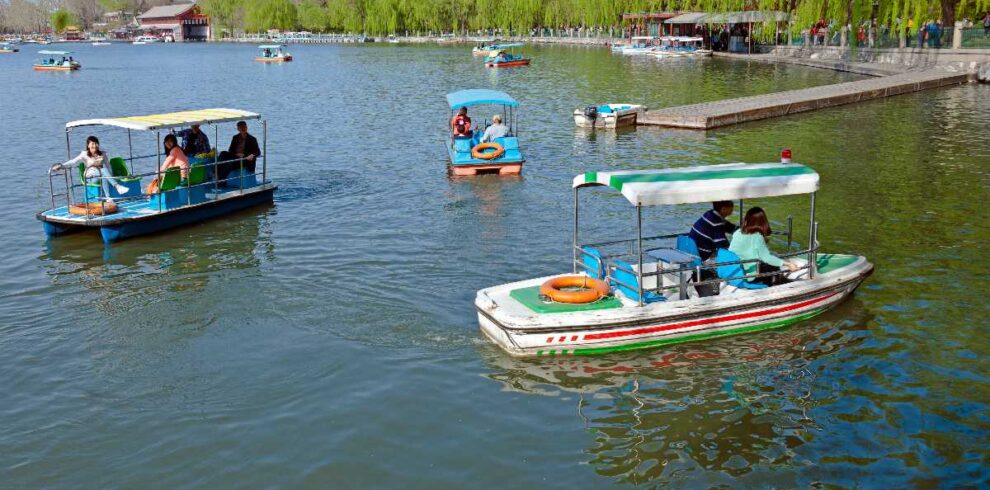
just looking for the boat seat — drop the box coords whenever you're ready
[675,235,702,268]
[186,161,207,186]
[158,167,182,192]
[715,249,767,290]
[581,246,606,280]
[610,259,666,304]
[497,137,519,150]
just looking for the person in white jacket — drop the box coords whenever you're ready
[50,136,129,200]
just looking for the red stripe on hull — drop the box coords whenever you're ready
[583,292,839,341]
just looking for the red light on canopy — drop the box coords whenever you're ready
[781,148,792,163]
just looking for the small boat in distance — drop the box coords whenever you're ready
[445,89,526,176]
[476,155,873,356]
[255,44,292,63]
[91,41,111,46]
[471,40,501,56]
[574,104,647,129]
[33,50,80,71]
[39,108,277,243]
[0,43,19,53]
[132,35,158,45]
[484,43,530,68]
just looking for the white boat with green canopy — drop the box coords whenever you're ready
[476,156,873,357]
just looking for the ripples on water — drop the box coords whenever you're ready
[0,43,987,487]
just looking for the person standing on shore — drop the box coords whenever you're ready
[983,13,989,37]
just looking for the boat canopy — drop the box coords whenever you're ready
[572,163,819,206]
[38,50,72,55]
[66,108,261,131]
[258,44,284,49]
[446,89,519,109]
[494,43,524,48]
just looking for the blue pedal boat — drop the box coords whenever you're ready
[445,89,525,176]
[38,108,276,243]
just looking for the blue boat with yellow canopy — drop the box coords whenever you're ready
[445,89,525,176]
[38,108,276,243]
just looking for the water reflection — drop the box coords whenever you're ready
[482,299,873,485]
[40,205,275,305]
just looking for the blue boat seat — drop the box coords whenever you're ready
[610,259,666,304]
[497,137,519,150]
[581,246,605,280]
[715,249,768,290]
[225,168,258,188]
[675,235,702,267]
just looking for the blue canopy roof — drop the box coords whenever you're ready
[446,89,519,109]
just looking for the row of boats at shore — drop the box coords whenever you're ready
[4,44,294,71]
[611,35,713,58]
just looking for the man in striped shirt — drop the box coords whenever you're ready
[689,201,737,262]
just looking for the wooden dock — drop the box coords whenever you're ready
[637,70,972,130]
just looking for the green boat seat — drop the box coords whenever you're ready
[186,161,207,186]
[109,157,129,177]
[158,167,182,192]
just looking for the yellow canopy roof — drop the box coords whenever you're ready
[66,108,261,131]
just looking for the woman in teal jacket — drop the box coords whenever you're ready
[728,207,798,286]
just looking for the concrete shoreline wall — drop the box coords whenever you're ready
[764,45,990,76]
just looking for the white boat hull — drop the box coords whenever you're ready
[476,255,872,356]
[573,104,646,129]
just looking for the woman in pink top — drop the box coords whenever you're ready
[160,134,189,181]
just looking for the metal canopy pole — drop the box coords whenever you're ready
[738,198,744,224]
[573,187,579,274]
[156,130,162,211]
[808,192,817,278]
[127,129,134,174]
[214,124,219,192]
[637,204,644,307]
[262,119,268,183]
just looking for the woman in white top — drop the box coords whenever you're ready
[50,136,129,200]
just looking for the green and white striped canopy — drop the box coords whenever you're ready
[573,163,819,206]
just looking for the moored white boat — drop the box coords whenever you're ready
[476,158,873,356]
[652,36,712,58]
[573,104,647,129]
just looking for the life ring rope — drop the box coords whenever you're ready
[540,276,611,304]
[471,142,505,160]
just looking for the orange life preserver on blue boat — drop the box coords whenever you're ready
[540,276,610,304]
[68,201,118,216]
[471,142,504,160]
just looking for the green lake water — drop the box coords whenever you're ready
[0,42,987,487]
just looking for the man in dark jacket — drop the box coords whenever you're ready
[217,121,261,184]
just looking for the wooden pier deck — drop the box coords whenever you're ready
[637,70,971,130]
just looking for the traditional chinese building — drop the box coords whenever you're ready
[137,4,210,41]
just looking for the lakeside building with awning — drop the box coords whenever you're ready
[137,4,210,42]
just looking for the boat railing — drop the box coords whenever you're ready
[46,152,266,214]
[573,220,818,304]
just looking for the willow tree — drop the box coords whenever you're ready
[49,8,77,33]
[244,0,298,31]
[198,0,245,37]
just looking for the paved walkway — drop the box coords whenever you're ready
[637,69,970,130]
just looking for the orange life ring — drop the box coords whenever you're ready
[471,142,505,160]
[540,276,610,304]
[69,201,119,216]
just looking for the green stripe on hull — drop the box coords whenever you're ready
[536,309,824,357]
[608,166,814,191]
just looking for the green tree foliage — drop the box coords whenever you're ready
[120,0,990,37]
[49,8,77,33]
[245,0,298,31]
